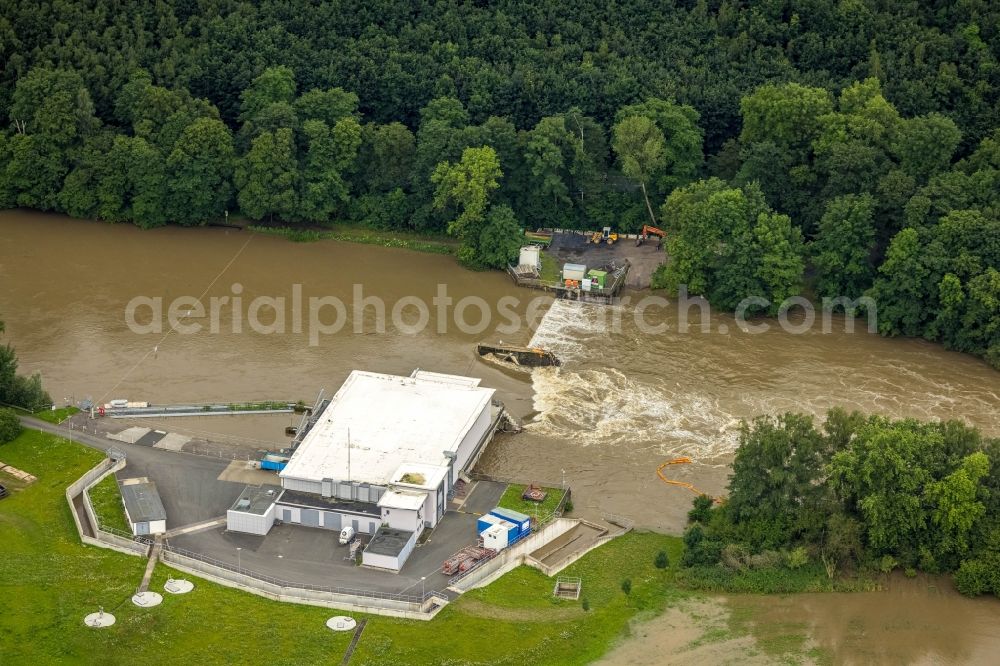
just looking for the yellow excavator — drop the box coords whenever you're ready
[589,226,618,245]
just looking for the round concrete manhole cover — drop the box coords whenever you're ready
[326,616,357,631]
[84,611,116,627]
[164,579,194,594]
[132,591,163,607]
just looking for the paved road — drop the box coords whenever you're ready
[21,415,486,596]
[19,416,243,525]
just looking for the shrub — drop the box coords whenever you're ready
[581,597,590,611]
[620,579,632,595]
[786,546,810,570]
[904,567,917,578]
[564,499,574,513]
[955,559,992,597]
[721,543,749,571]
[654,550,669,569]
[688,494,714,524]
[918,547,939,574]
[0,408,22,444]
[878,555,898,574]
[748,550,783,570]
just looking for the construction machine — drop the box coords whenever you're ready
[589,226,618,245]
[636,224,666,248]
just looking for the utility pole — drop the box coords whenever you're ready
[347,428,351,484]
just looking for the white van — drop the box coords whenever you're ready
[339,526,355,545]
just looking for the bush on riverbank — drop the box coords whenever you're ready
[0,408,21,444]
[680,409,1000,597]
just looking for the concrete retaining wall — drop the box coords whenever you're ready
[449,518,579,592]
[524,524,632,577]
[159,549,447,620]
[65,456,150,558]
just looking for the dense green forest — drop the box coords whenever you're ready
[0,1,997,363]
[681,410,1000,597]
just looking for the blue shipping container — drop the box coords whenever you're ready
[477,514,500,534]
[260,454,290,471]
[490,507,531,536]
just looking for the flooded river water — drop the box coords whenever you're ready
[3,210,999,525]
[3,210,1000,661]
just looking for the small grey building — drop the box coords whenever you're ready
[119,478,166,536]
[227,484,282,535]
[362,526,417,572]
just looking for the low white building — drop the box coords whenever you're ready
[378,489,427,535]
[280,369,496,507]
[272,369,499,569]
[227,484,282,535]
[119,478,166,536]
[362,527,418,572]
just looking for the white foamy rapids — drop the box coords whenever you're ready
[527,299,621,363]
[528,366,740,458]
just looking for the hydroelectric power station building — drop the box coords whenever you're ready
[226,369,502,571]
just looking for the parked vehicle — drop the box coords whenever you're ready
[339,526,356,545]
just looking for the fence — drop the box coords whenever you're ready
[159,544,448,620]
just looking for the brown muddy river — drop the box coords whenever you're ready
[3,210,1000,661]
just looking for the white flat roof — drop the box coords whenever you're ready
[378,490,428,511]
[390,463,450,491]
[280,370,494,487]
[409,370,482,388]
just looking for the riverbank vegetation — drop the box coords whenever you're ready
[0,428,701,664]
[0,2,997,360]
[681,409,1000,598]
[0,317,51,412]
[249,224,456,255]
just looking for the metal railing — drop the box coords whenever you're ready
[158,542,443,606]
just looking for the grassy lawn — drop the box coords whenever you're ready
[352,531,688,665]
[87,474,129,533]
[538,251,561,283]
[497,483,566,520]
[2,404,79,424]
[0,430,354,665]
[32,406,80,424]
[0,428,700,665]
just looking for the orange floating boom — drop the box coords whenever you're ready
[655,457,723,503]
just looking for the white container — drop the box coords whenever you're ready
[518,246,541,271]
[582,278,592,292]
[482,523,509,550]
[562,263,587,281]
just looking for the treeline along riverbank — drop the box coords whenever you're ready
[1,1,997,364]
